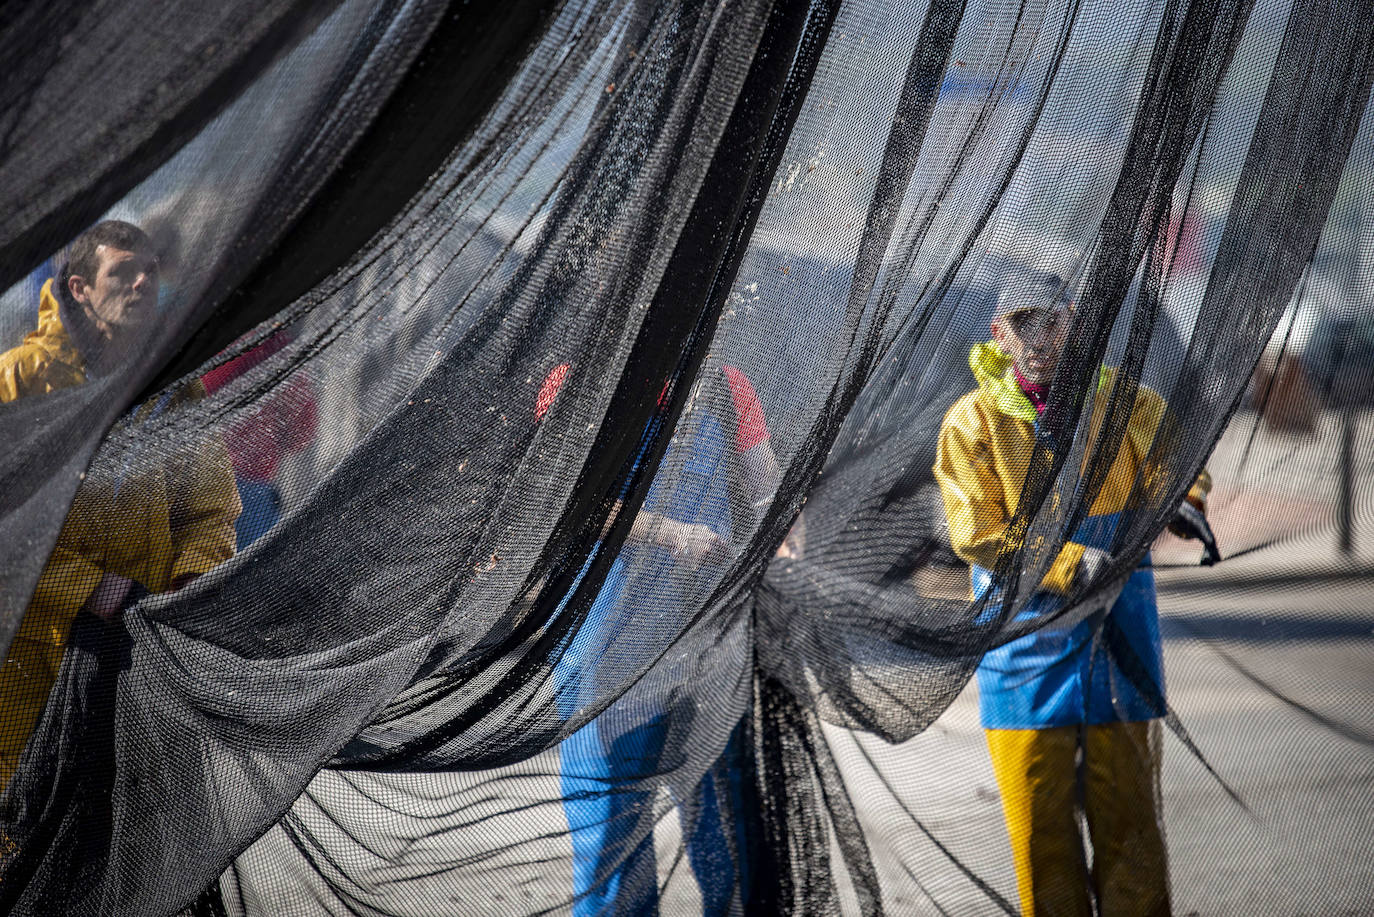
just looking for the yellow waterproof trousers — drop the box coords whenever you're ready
[985,722,1169,917]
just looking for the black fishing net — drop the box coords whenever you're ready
[1,0,1371,913]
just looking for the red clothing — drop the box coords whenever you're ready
[1012,366,1047,416]
[202,332,317,481]
[720,365,769,451]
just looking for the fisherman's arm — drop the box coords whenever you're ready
[934,405,1013,573]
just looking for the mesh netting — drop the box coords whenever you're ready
[1,0,1372,914]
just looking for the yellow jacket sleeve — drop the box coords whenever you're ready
[1122,383,1212,509]
[18,553,105,644]
[0,353,83,400]
[0,351,25,402]
[1040,541,1086,595]
[1186,468,1212,507]
[934,397,1008,572]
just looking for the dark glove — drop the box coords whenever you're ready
[1170,500,1221,566]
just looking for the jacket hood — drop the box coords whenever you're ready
[968,340,1037,423]
[27,278,85,372]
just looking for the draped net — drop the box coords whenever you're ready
[0,0,1371,913]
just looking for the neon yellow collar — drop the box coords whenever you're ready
[969,340,1037,423]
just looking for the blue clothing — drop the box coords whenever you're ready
[556,409,747,915]
[553,411,732,706]
[560,713,746,917]
[233,478,282,550]
[974,513,1165,730]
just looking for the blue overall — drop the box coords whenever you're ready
[556,411,750,916]
[973,513,1165,730]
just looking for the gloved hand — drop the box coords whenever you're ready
[658,520,731,564]
[1056,548,1125,625]
[1169,499,1222,566]
[82,573,134,622]
[1076,546,1112,588]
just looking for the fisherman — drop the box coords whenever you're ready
[0,220,240,786]
[933,276,1216,917]
[544,361,777,916]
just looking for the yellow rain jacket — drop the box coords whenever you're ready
[0,279,240,783]
[935,341,1207,594]
[934,341,1208,729]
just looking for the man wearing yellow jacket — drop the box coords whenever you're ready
[0,220,240,787]
[934,288,1212,917]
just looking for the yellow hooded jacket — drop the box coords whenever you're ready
[934,341,1209,595]
[0,279,241,783]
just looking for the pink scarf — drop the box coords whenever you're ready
[1013,366,1047,415]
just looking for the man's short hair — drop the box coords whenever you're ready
[58,220,154,306]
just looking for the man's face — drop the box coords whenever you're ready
[991,304,1068,386]
[68,244,158,349]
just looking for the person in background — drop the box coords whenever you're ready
[0,220,240,787]
[933,281,1216,917]
[202,331,317,549]
[541,361,778,916]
